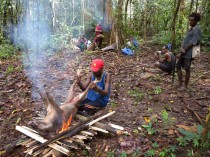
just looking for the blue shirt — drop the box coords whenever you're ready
[86,72,110,107]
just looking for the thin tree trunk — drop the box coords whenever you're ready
[9,0,14,44]
[177,0,185,40]
[195,0,199,12]
[143,0,147,42]
[125,0,130,23]
[110,0,124,49]
[189,0,194,13]
[82,0,85,33]
[106,0,112,24]
[171,0,182,52]
[3,0,9,39]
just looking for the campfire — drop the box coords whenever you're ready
[58,114,73,133]
[16,111,123,156]
[15,71,125,156]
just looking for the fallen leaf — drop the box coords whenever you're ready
[168,129,174,135]
[143,116,150,123]
[176,125,200,133]
[16,117,21,125]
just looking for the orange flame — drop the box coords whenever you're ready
[58,114,73,133]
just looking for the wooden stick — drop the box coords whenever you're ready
[75,113,119,134]
[41,148,52,155]
[108,123,124,130]
[89,126,109,133]
[16,126,70,155]
[43,150,53,157]
[87,111,115,126]
[73,135,88,140]
[31,112,101,154]
[185,97,209,101]
[80,131,94,136]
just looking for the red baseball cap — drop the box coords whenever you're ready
[90,59,104,72]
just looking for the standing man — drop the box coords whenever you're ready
[76,59,111,115]
[155,45,176,74]
[177,12,201,91]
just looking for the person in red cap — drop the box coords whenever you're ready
[76,59,111,115]
[94,23,103,49]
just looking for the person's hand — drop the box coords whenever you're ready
[180,47,185,53]
[89,81,97,90]
[75,69,82,83]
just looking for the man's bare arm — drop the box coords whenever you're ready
[94,73,111,96]
[77,73,91,91]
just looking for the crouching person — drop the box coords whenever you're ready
[155,45,175,74]
[76,59,111,116]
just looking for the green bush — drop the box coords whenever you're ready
[0,43,17,59]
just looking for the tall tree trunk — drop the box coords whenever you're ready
[9,0,14,44]
[189,0,194,13]
[125,0,130,23]
[195,0,199,12]
[177,0,185,40]
[171,0,182,52]
[106,0,112,24]
[3,0,9,39]
[82,0,85,33]
[110,0,124,49]
[143,0,147,42]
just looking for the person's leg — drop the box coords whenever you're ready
[98,37,102,49]
[176,57,184,87]
[158,62,171,74]
[177,68,183,86]
[83,100,104,116]
[185,69,190,88]
[184,59,192,89]
[78,98,90,111]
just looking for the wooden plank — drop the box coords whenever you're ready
[108,123,124,130]
[75,114,118,134]
[43,150,53,157]
[42,148,52,155]
[16,126,70,156]
[73,135,88,140]
[80,131,94,136]
[89,126,109,133]
[87,111,115,126]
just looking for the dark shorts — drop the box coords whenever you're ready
[159,63,173,74]
[78,98,105,116]
[176,57,192,70]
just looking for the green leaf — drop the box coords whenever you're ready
[178,128,197,141]
[197,125,203,135]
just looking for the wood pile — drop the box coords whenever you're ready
[16,111,124,157]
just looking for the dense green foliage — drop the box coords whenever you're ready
[0,0,209,54]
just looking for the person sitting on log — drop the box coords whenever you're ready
[76,35,87,52]
[76,59,111,116]
[94,23,103,50]
[154,45,175,74]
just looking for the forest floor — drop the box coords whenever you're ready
[0,44,209,157]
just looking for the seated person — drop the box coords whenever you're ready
[77,35,87,52]
[155,45,175,74]
[76,59,111,115]
[94,23,103,49]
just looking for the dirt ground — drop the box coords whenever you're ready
[0,45,209,157]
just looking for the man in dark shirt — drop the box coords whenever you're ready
[177,12,201,91]
[155,45,175,74]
